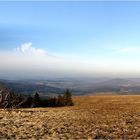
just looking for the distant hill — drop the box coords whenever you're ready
[1,78,140,96]
[0,79,64,96]
[89,78,140,93]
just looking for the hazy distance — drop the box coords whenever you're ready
[0,1,140,79]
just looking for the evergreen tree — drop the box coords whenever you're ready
[57,94,64,106]
[26,95,33,107]
[63,89,73,106]
[32,92,40,107]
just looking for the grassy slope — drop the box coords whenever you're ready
[0,95,140,139]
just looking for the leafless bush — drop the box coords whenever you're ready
[0,89,24,108]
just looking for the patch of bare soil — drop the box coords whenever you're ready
[0,95,140,139]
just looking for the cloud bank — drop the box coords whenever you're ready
[1,42,140,79]
[15,42,48,56]
[0,42,98,79]
[118,47,140,53]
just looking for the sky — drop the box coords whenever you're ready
[1,1,140,79]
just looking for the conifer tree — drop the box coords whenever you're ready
[26,95,33,107]
[63,89,73,106]
[57,94,64,106]
[32,92,40,107]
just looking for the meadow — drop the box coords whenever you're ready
[0,95,140,139]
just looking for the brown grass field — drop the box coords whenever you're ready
[0,95,140,139]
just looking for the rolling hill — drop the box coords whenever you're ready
[1,78,140,96]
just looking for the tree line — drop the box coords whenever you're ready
[0,88,74,108]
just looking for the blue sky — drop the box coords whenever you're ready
[1,1,140,79]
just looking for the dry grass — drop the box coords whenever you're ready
[0,95,140,139]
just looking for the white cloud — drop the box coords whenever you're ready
[2,42,140,79]
[15,42,48,56]
[116,47,140,54]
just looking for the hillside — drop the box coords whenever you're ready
[1,78,140,96]
[0,95,140,139]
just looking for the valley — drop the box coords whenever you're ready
[1,78,140,96]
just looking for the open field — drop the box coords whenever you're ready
[0,95,140,139]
